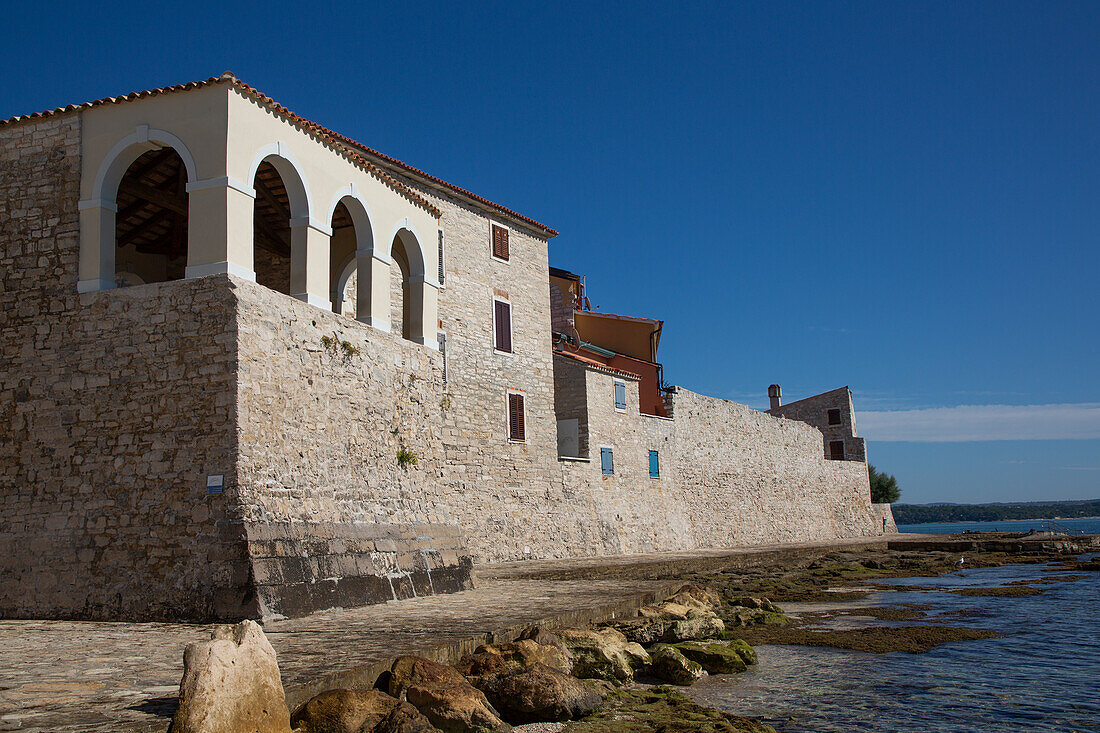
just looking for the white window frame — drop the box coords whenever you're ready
[489,221,511,264]
[492,295,513,355]
[506,388,527,444]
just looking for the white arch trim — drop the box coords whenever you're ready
[88,125,199,204]
[246,141,318,225]
[387,220,439,288]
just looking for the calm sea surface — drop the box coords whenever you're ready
[687,557,1100,732]
[897,517,1100,535]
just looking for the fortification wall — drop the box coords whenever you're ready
[233,279,471,618]
[0,116,252,621]
[668,388,878,544]
[768,387,867,462]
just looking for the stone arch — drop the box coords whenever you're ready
[78,127,198,292]
[326,189,375,317]
[387,224,438,348]
[251,151,314,297]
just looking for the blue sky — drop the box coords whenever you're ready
[2,2,1097,504]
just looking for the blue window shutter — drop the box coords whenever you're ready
[601,448,614,475]
[649,450,659,478]
[614,381,626,410]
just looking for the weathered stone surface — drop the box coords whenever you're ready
[722,639,758,666]
[387,656,509,733]
[647,645,706,686]
[168,620,291,733]
[556,628,649,681]
[289,689,433,733]
[466,663,603,724]
[607,606,724,645]
[674,642,748,674]
[457,639,572,677]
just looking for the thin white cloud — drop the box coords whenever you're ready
[858,403,1100,442]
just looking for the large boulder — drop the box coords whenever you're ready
[556,628,650,681]
[673,642,747,674]
[386,656,509,733]
[169,620,291,733]
[609,609,725,645]
[289,689,435,733]
[662,584,724,612]
[647,646,706,686]
[456,639,572,677]
[667,612,725,643]
[723,639,758,666]
[466,662,603,724]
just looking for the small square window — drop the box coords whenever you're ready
[601,447,614,475]
[827,408,841,426]
[649,450,660,478]
[614,380,627,411]
[829,440,845,460]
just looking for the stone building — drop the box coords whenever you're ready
[0,73,893,623]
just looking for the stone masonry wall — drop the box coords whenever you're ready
[0,115,253,621]
[669,388,878,544]
[768,387,867,462]
[233,279,471,619]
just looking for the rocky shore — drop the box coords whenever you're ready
[163,535,1097,733]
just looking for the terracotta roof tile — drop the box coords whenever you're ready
[0,72,558,236]
[553,350,641,380]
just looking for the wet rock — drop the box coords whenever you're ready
[673,642,747,674]
[722,639,757,666]
[556,627,649,681]
[386,656,509,733]
[647,646,706,686]
[457,639,572,677]
[169,620,291,733]
[727,597,782,614]
[289,689,434,733]
[466,663,603,724]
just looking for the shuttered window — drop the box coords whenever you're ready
[614,380,627,410]
[438,230,445,285]
[508,393,525,442]
[491,224,509,261]
[649,450,660,478]
[439,333,447,388]
[829,440,845,460]
[494,300,512,353]
[827,408,841,425]
[601,447,614,475]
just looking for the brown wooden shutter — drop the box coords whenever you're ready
[494,300,512,353]
[508,393,525,441]
[492,224,509,260]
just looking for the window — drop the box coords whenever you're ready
[827,408,841,426]
[437,229,445,286]
[439,332,447,388]
[829,440,845,460]
[508,393,525,442]
[614,380,627,411]
[601,447,614,475]
[491,223,509,261]
[649,450,660,478]
[494,299,512,353]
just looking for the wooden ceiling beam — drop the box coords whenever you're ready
[118,180,188,216]
[254,175,292,222]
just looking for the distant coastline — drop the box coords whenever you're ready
[892,499,1100,525]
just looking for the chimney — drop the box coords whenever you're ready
[768,384,782,410]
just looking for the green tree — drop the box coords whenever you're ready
[868,464,901,504]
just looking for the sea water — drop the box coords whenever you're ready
[897,517,1100,535]
[687,558,1100,732]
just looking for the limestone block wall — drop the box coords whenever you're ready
[233,279,471,618]
[871,503,899,533]
[768,387,867,462]
[552,354,590,457]
[0,116,251,621]
[668,388,878,544]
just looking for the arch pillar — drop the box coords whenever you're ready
[408,275,439,350]
[290,218,333,310]
[77,199,117,292]
[355,250,392,331]
[183,178,257,281]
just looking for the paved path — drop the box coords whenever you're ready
[0,536,897,732]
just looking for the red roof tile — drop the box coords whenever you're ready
[554,350,641,380]
[0,73,558,236]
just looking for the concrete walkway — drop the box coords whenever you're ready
[0,535,895,732]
